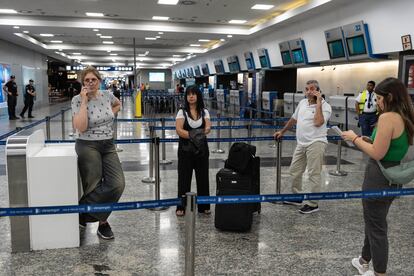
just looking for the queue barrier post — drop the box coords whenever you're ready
[160,118,172,165]
[142,125,156,183]
[149,137,169,211]
[184,192,196,276]
[329,139,348,176]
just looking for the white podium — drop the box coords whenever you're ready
[6,130,79,251]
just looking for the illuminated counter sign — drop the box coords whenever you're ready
[227,55,241,73]
[257,48,271,69]
[244,51,256,71]
[214,59,225,74]
[325,27,347,62]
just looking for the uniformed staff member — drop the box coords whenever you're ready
[355,81,377,136]
[20,79,36,118]
[3,75,19,120]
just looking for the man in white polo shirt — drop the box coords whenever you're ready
[274,80,332,214]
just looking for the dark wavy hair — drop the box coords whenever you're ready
[374,77,414,145]
[184,85,205,120]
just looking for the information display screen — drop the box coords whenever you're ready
[149,72,165,82]
[259,55,269,68]
[246,58,253,70]
[327,39,346,59]
[292,49,304,64]
[281,51,292,65]
[346,35,367,56]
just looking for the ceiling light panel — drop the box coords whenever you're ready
[158,0,179,5]
[102,41,114,44]
[152,16,169,21]
[198,39,210,42]
[100,36,112,39]
[145,37,157,40]
[229,20,247,24]
[40,33,54,37]
[86,12,104,17]
[251,4,274,10]
[190,44,200,47]
[50,40,63,43]
[0,9,17,14]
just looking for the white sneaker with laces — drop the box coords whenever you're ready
[352,256,370,274]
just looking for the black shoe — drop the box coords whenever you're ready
[299,204,319,214]
[20,114,25,118]
[9,117,16,120]
[28,115,35,118]
[97,222,114,240]
[283,200,303,206]
[14,116,20,119]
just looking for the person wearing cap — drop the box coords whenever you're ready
[20,79,36,118]
[3,75,19,120]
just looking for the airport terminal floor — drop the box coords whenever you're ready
[0,97,413,275]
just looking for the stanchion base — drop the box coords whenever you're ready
[142,177,156,183]
[148,206,170,211]
[329,170,348,176]
[68,132,74,137]
[212,149,225,154]
[160,159,173,165]
[116,146,123,152]
[268,143,276,148]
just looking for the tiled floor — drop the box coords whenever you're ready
[0,96,413,275]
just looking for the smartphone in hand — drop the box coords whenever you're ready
[330,126,354,147]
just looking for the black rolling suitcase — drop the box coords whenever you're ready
[225,143,261,213]
[214,168,253,232]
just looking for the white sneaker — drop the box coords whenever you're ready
[355,270,375,276]
[352,256,370,274]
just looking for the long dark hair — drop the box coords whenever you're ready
[183,85,205,120]
[375,77,414,145]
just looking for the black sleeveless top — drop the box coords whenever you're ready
[178,109,208,155]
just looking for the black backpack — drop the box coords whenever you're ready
[225,142,256,174]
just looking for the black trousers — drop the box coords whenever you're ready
[177,149,210,212]
[21,97,34,116]
[7,95,17,118]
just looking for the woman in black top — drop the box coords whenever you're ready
[175,85,212,216]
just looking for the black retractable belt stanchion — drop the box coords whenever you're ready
[271,138,282,204]
[149,137,169,211]
[160,118,172,164]
[228,117,232,153]
[45,116,51,140]
[329,139,348,176]
[184,192,196,276]
[61,109,65,139]
[142,125,156,183]
[113,113,123,152]
[247,122,252,146]
[211,113,225,154]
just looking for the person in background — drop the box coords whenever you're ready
[3,75,19,120]
[356,81,378,136]
[112,82,121,100]
[20,79,36,118]
[72,66,125,240]
[175,85,212,216]
[273,80,332,214]
[145,82,150,91]
[68,83,78,98]
[175,83,181,94]
[342,77,414,276]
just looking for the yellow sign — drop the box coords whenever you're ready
[135,90,142,118]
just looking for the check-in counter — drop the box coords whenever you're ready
[294,92,306,108]
[261,91,278,113]
[329,96,347,125]
[283,93,295,117]
[229,90,243,116]
[216,89,229,113]
[347,96,359,131]
[6,129,80,252]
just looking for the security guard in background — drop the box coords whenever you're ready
[355,80,377,136]
[20,79,36,118]
[3,75,18,120]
